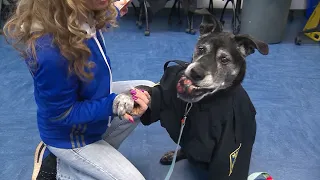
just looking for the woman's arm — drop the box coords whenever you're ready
[32,45,117,125]
[114,0,130,19]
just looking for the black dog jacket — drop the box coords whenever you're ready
[140,60,257,180]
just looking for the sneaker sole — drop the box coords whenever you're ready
[31,141,46,180]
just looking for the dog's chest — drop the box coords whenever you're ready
[182,102,229,140]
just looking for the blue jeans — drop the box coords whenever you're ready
[48,80,155,180]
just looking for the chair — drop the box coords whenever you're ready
[134,0,152,36]
[168,0,198,35]
[1,0,14,34]
[133,0,198,36]
[219,0,242,34]
[133,0,214,36]
[1,0,14,23]
[168,0,182,25]
[167,0,215,35]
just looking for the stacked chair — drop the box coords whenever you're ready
[0,0,15,23]
[132,0,243,36]
[219,0,242,34]
[1,0,16,34]
[133,0,215,36]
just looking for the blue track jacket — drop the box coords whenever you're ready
[25,9,122,149]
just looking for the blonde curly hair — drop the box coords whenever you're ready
[3,0,118,80]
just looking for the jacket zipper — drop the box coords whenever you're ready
[93,30,113,127]
[93,30,113,92]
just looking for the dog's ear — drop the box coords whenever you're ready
[234,34,269,56]
[195,9,222,36]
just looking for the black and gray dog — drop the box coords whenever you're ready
[113,10,269,180]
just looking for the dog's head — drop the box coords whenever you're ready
[177,12,269,103]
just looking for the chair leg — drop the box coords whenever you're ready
[168,0,182,25]
[235,0,242,15]
[185,11,196,35]
[168,0,178,25]
[131,2,139,18]
[177,1,182,24]
[231,0,240,34]
[143,0,150,36]
[220,0,231,26]
[135,2,144,29]
[208,0,214,14]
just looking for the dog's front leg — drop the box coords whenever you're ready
[134,85,153,108]
[134,85,153,95]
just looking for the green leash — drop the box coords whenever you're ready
[248,172,273,180]
[164,102,193,180]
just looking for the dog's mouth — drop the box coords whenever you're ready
[176,76,215,99]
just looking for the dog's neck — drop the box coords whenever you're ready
[233,60,246,87]
[197,83,241,105]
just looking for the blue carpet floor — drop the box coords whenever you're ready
[0,12,319,180]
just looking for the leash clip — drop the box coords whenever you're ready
[181,103,192,126]
[181,116,187,126]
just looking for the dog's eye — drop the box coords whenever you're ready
[198,46,205,53]
[220,57,230,64]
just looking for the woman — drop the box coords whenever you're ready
[3,0,154,179]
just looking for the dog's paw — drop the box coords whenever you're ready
[135,85,153,96]
[112,93,134,117]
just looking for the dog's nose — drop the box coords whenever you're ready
[190,67,205,81]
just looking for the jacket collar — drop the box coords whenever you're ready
[21,19,96,38]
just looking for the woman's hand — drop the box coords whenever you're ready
[129,88,150,116]
[113,0,130,17]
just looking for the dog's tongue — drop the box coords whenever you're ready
[177,76,194,94]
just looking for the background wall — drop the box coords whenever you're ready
[289,0,307,9]
[195,0,307,10]
[133,0,308,10]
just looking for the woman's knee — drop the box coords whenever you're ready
[56,157,145,180]
[48,141,146,180]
